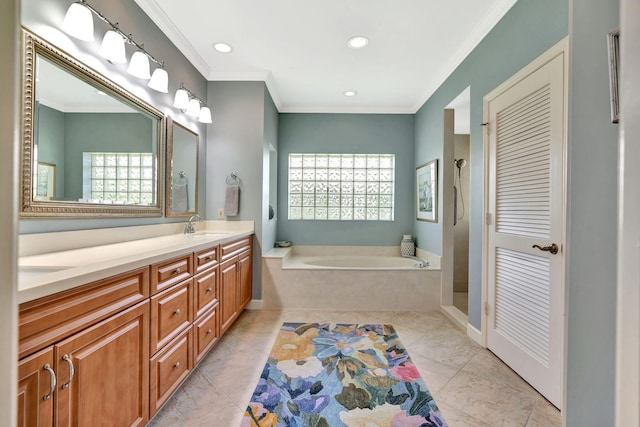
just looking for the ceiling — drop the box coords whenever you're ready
[135,0,517,114]
[37,56,136,113]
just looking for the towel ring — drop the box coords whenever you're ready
[226,172,239,185]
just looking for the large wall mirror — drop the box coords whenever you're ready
[165,118,198,217]
[20,30,165,218]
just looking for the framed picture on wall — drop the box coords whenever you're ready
[607,27,620,123]
[416,159,438,222]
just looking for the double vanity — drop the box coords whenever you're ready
[17,223,253,426]
[15,24,250,426]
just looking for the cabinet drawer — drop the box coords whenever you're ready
[19,267,149,359]
[220,236,252,262]
[150,279,193,354]
[194,267,219,318]
[194,303,219,363]
[150,325,193,416]
[150,253,193,295]
[195,246,218,274]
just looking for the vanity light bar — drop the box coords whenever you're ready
[79,1,165,67]
[64,1,168,91]
[174,84,212,124]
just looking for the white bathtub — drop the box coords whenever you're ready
[300,255,423,269]
[262,246,442,312]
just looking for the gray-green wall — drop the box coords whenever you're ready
[414,0,568,330]
[276,113,415,246]
[566,0,619,423]
[206,81,273,299]
[20,0,207,233]
[36,104,66,198]
[63,113,153,199]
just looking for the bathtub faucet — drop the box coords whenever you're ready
[402,254,429,268]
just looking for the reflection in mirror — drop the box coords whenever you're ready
[268,144,277,221]
[166,118,198,217]
[21,30,165,217]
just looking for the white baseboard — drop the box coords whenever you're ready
[440,305,467,331]
[246,299,263,310]
[467,323,484,346]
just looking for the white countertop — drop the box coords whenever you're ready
[18,223,253,304]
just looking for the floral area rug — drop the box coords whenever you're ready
[242,323,448,427]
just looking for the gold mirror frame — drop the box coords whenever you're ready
[165,117,199,217]
[20,29,166,218]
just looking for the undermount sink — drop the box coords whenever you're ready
[18,265,73,279]
[189,232,231,239]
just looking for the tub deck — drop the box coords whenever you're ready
[262,246,442,312]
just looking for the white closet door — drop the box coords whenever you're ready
[485,45,566,409]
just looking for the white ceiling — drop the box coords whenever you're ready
[135,0,517,114]
[37,56,136,113]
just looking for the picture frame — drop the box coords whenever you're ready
[607,27,620,124]
[35,162,56,200]
[416,159,438,222]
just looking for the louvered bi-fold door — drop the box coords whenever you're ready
[486,50,566,409]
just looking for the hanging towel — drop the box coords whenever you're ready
[224,184,240,216]
[172,183,188,213]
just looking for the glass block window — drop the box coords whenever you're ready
[82,152,154,205]
[288,154,395,221]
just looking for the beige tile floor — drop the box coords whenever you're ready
[148,309,561,427]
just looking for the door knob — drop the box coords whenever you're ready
[532,243,559,255]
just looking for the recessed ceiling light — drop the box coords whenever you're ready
[96,90,107,96]
[213,42,233,53]
[344,91,357,97]
[347,36,369,49]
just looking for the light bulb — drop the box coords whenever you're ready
[148,68,169,93]
[186,98,201,117]
[127,51,151,79]
[198,106,212,123]
[63,2,95,42]
[173,89,189,109]
[99,30,127,64]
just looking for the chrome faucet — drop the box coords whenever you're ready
[184,214,202,234]
[402,254,429,268]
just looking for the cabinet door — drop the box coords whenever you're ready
[55,301,149,427]
[18,347,55,427]
[238,249,253,311]
[220,257,238,335]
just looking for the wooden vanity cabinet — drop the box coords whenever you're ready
[18,234,253,427]
[17,347,54,427]
[55,301,149,427]
[18,268,151,427]
[219,237,253,335]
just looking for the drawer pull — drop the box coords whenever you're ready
[205,256,212,261]
[43,364,56,401]
[206,287,213,293]
[174,362,180,369]
[206,329,213,335]
[173,267,181,275]
[174,309,181,316]
[61,354,74,389]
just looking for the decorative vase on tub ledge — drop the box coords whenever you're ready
[401,234,415,257]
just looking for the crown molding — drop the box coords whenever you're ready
[278,105,416,114]
[134,0,211,79]
[411,0,518,112]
